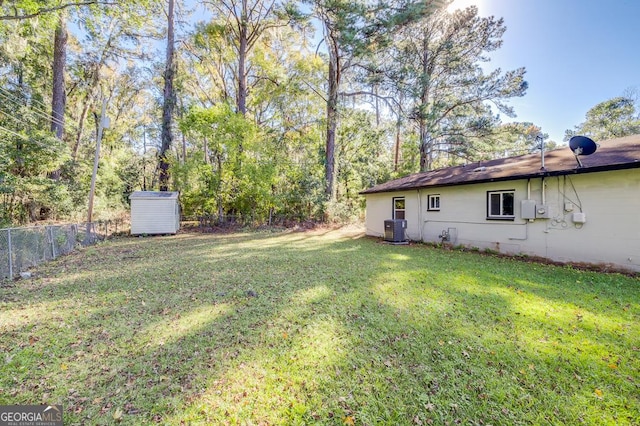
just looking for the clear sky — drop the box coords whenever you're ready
[449,0,640,143]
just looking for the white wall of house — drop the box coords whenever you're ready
[364,169,640,272]
[364,191,424,241]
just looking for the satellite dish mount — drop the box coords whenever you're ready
[569,136,597,168]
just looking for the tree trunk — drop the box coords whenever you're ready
[216,152,223,221]
[181,133,186,164]
[49,13,67,180]
[419,127,431,172]
[419,32,431,172]
[374,84,380,127]
[143,126,147,191]
[325,43,339,201]
[51,15,67,140]
[159,0,176,191]
[178,96,186,164]
[237,0,248,116]
[71,94,91,161]
[394,118,401,171]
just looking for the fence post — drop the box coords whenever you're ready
[86,222,91,244]
[48,226,57,259]
[7,228,12,279]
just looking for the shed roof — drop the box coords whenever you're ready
[361,134,640,194]
[129,191,179,200]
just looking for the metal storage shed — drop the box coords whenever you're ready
[129,191,180,235]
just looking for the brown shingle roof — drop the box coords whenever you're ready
[361,134,640,194]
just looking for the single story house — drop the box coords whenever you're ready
[361,134,640,272]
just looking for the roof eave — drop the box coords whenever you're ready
[360,161,640,195]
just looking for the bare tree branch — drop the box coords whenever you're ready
[339,90,403,115]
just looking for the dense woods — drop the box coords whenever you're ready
[0,0,637,227]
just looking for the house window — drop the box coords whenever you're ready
[487,190,515,220]
[427,194,440,211]
[392,197,405,220]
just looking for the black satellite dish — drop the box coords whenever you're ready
[569,136,597,155]
[569,136,597,167]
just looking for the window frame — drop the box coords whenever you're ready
[486,190,515,221]
[392,197,405,220]
[427,194,441,211]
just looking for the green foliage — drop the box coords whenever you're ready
[172,158,219,216]
[178,102,328,222]
[386,6,528,170]
[465,122,557,162]
[336,109,392,211]
[0,0,545,225]
[566,96,640,142]
[178,103,270,218]
[396,132,422,176]
[0,127,72,222]
[0,1,159,225]
[180,19,334,221]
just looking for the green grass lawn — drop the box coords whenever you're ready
[1,228,638,425]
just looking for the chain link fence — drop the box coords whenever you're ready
[0,220,128,280]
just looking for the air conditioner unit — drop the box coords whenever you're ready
[384,219,407,243]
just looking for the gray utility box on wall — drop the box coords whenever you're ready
[521,200,536,220]
[521,200,551,220]
[384,219,407,243]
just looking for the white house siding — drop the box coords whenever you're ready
[364,191,423,241]
[538,169,640,270]
[365,168,640,272]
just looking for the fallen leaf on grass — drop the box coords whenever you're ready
[594,389,603,398]
[343,415,355,425]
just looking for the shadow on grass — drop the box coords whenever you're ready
[0,230,638,425]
